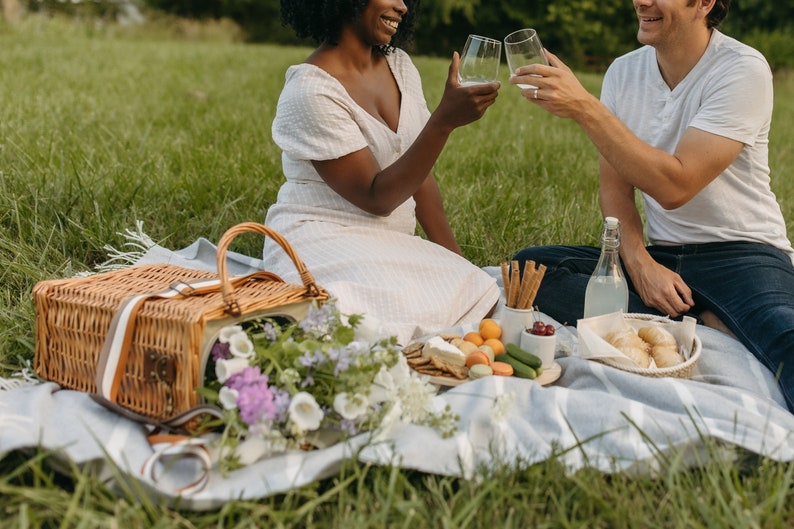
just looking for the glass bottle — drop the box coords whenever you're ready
[583,216,629,318]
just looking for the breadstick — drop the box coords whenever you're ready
[500,261,510,303]
[507,260,521,308]
[525,264,546,309]
[517,261,536,309]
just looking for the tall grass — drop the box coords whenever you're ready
[2,17,794,528]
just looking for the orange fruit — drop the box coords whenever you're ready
[465,350,490,368]
[463,331,485,346]
[483,338,505,356]
[478,319,502,340]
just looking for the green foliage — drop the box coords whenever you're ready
[15,0,794,71]
[742,29,794,72]
[543,0,636,69]
[722,0,794,36]
[128,0,792,71]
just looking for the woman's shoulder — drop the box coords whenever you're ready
[283,63,338,90]
[278,63,350,108]
[387,47,417,72]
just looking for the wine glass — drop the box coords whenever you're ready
[458,34,501,86]
[504,28,548,89]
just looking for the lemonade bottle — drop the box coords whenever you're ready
[583,217,629,318]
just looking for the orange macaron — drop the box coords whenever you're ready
[490,361,514,377]
[465,350,490,368]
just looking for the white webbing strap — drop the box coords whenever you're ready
[94,270,283,403]
[94,276,223,402]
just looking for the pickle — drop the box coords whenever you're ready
[505,343,542,369]
[494,353,537,379]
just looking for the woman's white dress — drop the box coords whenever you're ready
[264,49,499,345]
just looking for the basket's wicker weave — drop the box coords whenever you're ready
[34,223,329,422]
[596,313,702,379]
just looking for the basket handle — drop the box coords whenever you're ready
[216,222,321,316]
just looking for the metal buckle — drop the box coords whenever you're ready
[169,281,197,296]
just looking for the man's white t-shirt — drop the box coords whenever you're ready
[601,30,794,262]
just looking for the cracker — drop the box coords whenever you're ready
[401,341,424,359]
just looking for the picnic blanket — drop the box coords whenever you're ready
[2,237,793,510]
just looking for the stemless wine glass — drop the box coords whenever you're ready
[504,28,549,89]
[458,34,501,86]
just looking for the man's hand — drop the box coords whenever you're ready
[629,259,694,317]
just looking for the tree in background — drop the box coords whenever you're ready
[411,0,636,71]
[15,0,793,71]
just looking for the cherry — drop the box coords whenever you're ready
[544,324,556,336]
[531,321,547,335]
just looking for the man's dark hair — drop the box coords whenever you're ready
[280,0,420,55]
[707,0,731,29]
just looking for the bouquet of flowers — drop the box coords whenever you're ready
[202,300,458,471]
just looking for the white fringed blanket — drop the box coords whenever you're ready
[2,238,792,511]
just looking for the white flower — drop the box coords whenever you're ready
[215,357,249,384]
[233,436,272,466]
[369,354,411,404]
[333,392,369,420]
[373,400,403,442]
[218,325,243,343]
[288,392,324,432]
[492,392,516,423]
[218,386,239,410]
[278,367,301,387]
[395,375,438,423]
[228,331,255,359]
[354,314,385,345]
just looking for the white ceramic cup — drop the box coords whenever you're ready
[520,330,557,368]
[500,306,535,347]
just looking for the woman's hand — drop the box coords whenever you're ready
[431,52,500,132]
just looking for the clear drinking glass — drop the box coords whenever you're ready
[504,28,548,89]
[458,34,501,86]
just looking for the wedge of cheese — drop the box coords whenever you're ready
[422,336,466,367]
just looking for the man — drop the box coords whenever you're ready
[511,0,794,412]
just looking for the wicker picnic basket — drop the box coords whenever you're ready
[33,222,329,424]
[596,313,702,379]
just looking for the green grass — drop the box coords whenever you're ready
[2,16,794,528]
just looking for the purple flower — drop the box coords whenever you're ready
[236,381,277,425]
[298,350,323,368]
[298,302,336,337]
[211,342,231,362]
[338,418,359,436]
[226,366,268,391]
[261,321,278,342]
[331,348,352,376]
[272,387,291,422]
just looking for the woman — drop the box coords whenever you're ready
[263,0,501,345]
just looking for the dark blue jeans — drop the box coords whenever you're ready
[513,241,794,413]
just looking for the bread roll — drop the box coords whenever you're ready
[605,329,651,368]
[637,326,676,348]
[651,345,684,368]
[638,326,684,367]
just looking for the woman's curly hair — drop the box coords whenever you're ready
[280,0,420,54]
